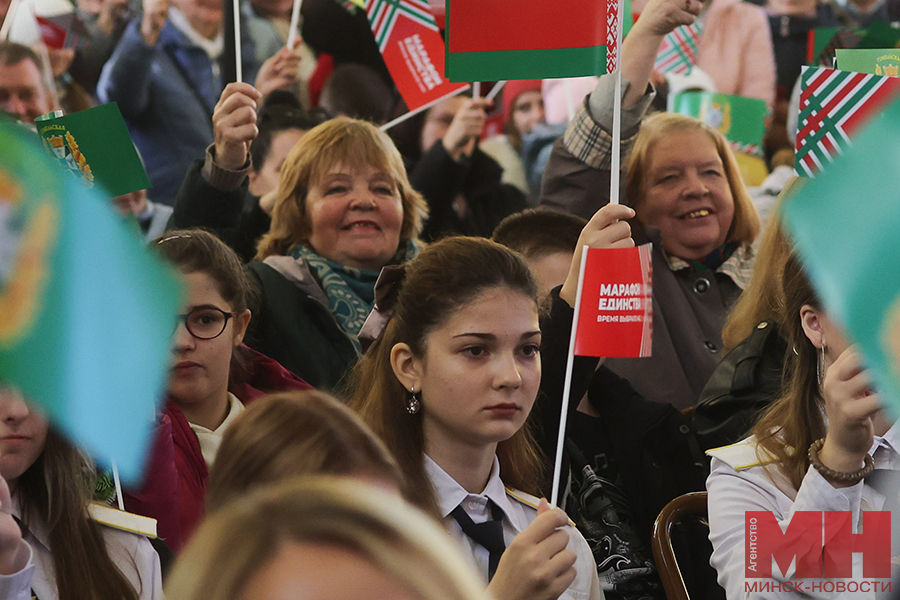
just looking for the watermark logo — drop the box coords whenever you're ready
[745,511,891,579]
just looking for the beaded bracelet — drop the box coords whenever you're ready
[808,438,874,483]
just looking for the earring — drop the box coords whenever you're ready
[817,344,827,386]
[407,387,420,415]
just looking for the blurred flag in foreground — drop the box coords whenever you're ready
[784,94,900,417]
[574,245,653,358]
[0,121,182,482]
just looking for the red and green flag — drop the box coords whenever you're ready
[445,0,620,82]
[654,22,702,75]
[671,91,767,156]
[363,0,467,112]
[795,65,900,176]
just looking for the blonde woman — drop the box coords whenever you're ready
[165,478,493,600]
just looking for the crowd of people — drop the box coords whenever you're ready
[0,0,898,595]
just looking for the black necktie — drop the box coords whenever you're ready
[450,500,506,580]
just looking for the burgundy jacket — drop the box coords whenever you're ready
[123,346,311,552]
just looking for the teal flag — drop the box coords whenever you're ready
[0,121,182,482]
[784,94,900,417]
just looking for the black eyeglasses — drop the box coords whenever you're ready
[174,307,238,340]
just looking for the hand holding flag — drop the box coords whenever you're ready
[559,204,636,307]
[441,97,492,162]
[212,82,262,171]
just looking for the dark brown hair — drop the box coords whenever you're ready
[0,41,41,70]
[206,390,407,512]
[17,430,140,600]
[492,208,587,261]
[348,236,544,515]
[750,253,825,491]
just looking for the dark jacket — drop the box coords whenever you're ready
[123,347,310,552]
[412,141,528,241]
[172,158,271,262]
[245,257,359,391]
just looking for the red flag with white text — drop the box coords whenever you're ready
[574,245,653,358]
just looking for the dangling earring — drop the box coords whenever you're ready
[817,343,827,385]
[407,387,421,415]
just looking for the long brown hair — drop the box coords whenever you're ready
[348,237,544,516]
[16,430,140,600]
[625,112,760,247]
[750,253,826,491]
[206,390,408,512]
[255,117,428,260]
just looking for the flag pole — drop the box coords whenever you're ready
[609,0,624,205]
[112,462,125,511]
[564,80,575,121]
[233,0,243,82]
[0,0,20,40]
[550,244,589,508]
[380,84,470,131]
[485,80,506,102]
[473,81,481,99]
[287,0,302,48]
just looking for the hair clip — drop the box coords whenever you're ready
[156,234,192,245]
[358,264,407,353]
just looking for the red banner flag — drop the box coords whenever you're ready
[574,245,653,358]
[363,0,468,112]
[446,0,619,82]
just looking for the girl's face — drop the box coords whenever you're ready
[168,271,250,409]
[0,388,48,487]
[511,91,545,137]
[305,163,405,271]
[396,286,541,454]
[638,129,735,260]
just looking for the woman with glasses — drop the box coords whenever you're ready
[123,229,309,553]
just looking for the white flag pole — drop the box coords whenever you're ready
[233,0,243,83]
[485,80,506,103]
[287,0,302,48]
[0,0,21,40]
[379,85,470,131]
[609,0,624,205]
[564,80,575,122]
[549,244,589,508]
[112,462,125,511]
[473,81,481,99]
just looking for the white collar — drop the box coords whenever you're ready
[168,7,224,60]
[424,454,516,522]
[871,419,900,457]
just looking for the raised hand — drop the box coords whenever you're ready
[560,204,636,306]
[141,0,170,44]
[818,347,883,485]
[487,499,577,600]
[442,98,492,163]
[212,82,262,171]
[255,43,302,98]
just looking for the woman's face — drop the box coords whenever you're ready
[0,388,48,487]
[403,286,541,454]
[242,542,421,600]
[248,129,306,199]
[305,163,405,271]
[168,271,249,409]
[511,91,545,137]
[638,129,735,260]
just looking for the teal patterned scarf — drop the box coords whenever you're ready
[290,241,420,351]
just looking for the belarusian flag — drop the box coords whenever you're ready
[671,92,768,156]
[445,0,619,82]
[795,65,900,177]
[654,22,702,75]
[363,0,467,112]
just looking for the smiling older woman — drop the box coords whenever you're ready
[249,117,428,390]
[540,0,760,410]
